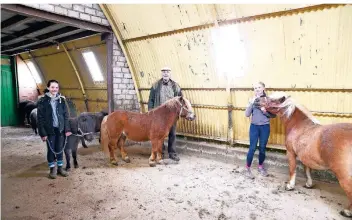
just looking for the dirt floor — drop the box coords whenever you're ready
[1,127,349,220]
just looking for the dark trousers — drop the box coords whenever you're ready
[162,124,177,155]
[246,124,270,167]
[46,128,65,168]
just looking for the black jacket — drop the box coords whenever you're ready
[37,94,70,137]
[147,79,182,111]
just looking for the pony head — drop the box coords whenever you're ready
[176,96,196,121]
[256,92,291,117]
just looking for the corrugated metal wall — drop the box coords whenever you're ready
[103,4,352,148]
[19,35,108,114]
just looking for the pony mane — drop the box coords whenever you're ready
[163,97,181,110]
[269,92,320,125]
[149,97,181,113]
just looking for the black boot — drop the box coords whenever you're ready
[57,166,69,177]
[169,153,180,161]
[48,167,57,179]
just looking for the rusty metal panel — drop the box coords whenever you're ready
[125,29,226,90]
[106,4,214,40]
[228,5,352,89]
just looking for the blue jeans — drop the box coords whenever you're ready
[246,124,270,167]
[46,128,65,168]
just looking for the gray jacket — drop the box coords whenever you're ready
[147,79,182,111]
[245,102,276,125]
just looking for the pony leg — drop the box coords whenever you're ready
[117,134,130,163]
[331,163,352,218]
[303,166,314,188]
[64,147,71,171]
[156,140,164,165]
[149,140,158,167]
[72,146,78,168]
[338,177,352,218]
[108,137,118,166]
[285,150,297,191]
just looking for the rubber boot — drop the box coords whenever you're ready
[48,167,57,179]
[57,166,69,177]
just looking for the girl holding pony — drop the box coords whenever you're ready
[244,81,276,179]
[37,80,71,179]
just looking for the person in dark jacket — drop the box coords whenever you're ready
[37,80,72,179]
[244,81,276,179]
[148,66,182,161]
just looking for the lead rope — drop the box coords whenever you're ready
[46,136,68,155]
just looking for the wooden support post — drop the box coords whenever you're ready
[61,43,89,112]
[226,79,234,148]
[102,32,114,113]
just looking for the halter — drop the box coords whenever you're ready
[47,128,94,155]
[175,99,193,118]
[71,127,94,137]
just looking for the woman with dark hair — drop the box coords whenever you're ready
[37,80,72,179]
[244,81,276,179]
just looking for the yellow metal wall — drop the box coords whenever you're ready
[20,35,108,114]
[96,5,352,148]
[104,4,352,148]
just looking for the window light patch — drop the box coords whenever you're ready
[82,51,104,82]
[211,24,247,80]
[26,61,42,84]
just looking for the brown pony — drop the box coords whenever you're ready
[100,96,196,167]
[257,92,352,218]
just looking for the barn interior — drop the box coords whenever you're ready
[1,3,352,220]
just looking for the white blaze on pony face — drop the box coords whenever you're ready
[178,96,196,121]
[267,92,320,124]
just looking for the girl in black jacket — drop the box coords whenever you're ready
[37,80,72,179]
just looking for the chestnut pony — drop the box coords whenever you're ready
[257,92,352,218]
[100,96,196,167]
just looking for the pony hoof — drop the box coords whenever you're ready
[303,183,314,189]
[110,160,118,166]
[285,184,294,191]
[157,160,165,165]
[123,157,131,163]
[340,210,352,218]
[149,161,156,167]
[74,164,79,169]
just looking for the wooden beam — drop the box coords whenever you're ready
[1,15,35,32]
[2,27,83,53]
[1,4,112,33]
[99,4,144,112]
[1,21,56,45]
[61,43,89,112]
[8,32,100,55]
[102,32,114,113]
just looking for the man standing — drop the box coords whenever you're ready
[148,66,182,161]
